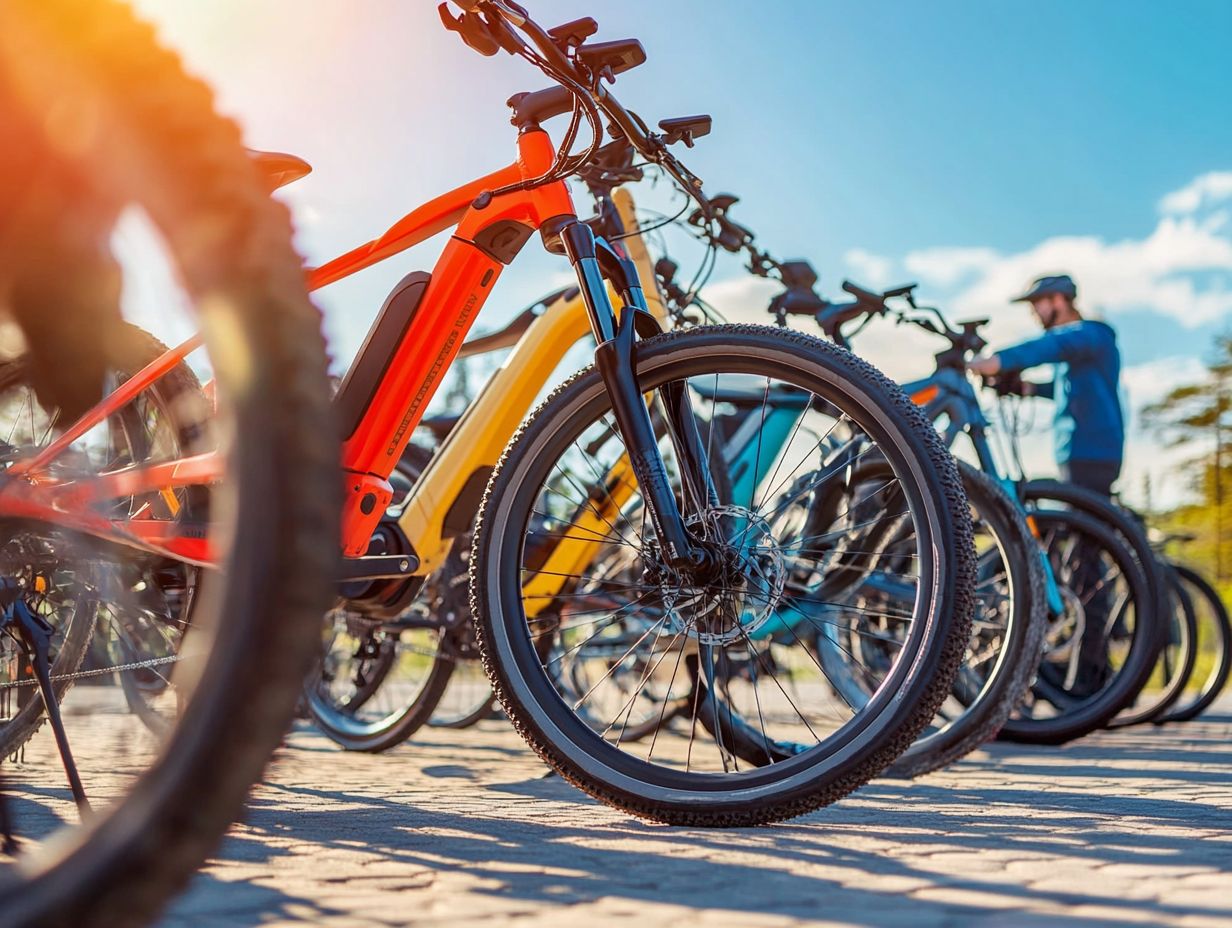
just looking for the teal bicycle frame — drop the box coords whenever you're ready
[700,379,917,643]
[718,364,1066,640]
[899,366,1064,616]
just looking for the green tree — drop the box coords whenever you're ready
[1141,334,1232,581]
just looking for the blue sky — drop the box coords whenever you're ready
[130,0,1232,505]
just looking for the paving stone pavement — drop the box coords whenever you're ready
[160,708,1232,928]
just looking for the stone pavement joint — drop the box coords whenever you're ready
[162,708,1232,928]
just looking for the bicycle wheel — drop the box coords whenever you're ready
[307,443,474,752]
[0,323,206,743]
[428,565,499,730]
[887,462,1046,777]
[999,507,1152,743]
[430,661,498,729]
[0,2,336,925]
[471,324,975,826]
[532,423,739,744]
[1108,562,1197,727]
[1155,562,1232,723]
[306,605,455,752]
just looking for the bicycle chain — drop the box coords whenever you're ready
[0,653,180,689]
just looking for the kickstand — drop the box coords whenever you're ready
[8,600,90,815]
[0,775,19,854]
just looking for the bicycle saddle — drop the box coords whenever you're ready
[247,149,312,192]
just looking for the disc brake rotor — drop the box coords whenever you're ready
[657,505,787,646]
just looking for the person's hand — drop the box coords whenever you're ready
[993,371,1025,396]
[967,354,1002,377]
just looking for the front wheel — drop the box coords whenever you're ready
[1154,563,1232,723]
[1108,562,1197,727]
[999,508,1153,743]
[471,325,975,826]
[887,462,1047,777]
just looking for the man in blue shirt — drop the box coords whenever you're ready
[968,274,1124,497]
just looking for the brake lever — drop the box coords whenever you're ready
[438,3,502,55]
[656,148,707,204]
[485,0,529,26]
[747,248,779,279]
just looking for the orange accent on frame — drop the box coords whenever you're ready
[1025,514,1041,540]
[0,129,579,565]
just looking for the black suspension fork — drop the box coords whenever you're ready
[607,234,720,515]
[558,220,709,568]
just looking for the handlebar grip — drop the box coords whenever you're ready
[841,280,883,305]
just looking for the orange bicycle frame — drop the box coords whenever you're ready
[0,127,579,563]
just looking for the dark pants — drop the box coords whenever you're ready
[1060,459,1121,499]
[1059,458,1123,697]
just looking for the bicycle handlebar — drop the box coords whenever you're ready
[840,280,882,305]
[443,1,718,219]
[815,299,864,329]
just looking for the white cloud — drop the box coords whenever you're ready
[1122,356,1208,416]
[696,170,1232,509]
[904,247,999,288]
[702,275,782,325]
[900,209,1232,335]
[1160,171,1232,214]
[835,179,1232,341]
[1119,356,1211,509]
[843,248,894,289]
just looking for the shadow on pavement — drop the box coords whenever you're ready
[160,711,1232,927]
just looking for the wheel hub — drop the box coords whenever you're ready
[657,505,787,646]
[1045,585,1086,664]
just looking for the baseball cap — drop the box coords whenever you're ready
[1011,274,1077,303]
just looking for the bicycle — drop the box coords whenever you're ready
[655,196,1166,745]
[306,171,667,750]
[1151,540,1232,723]
[5,0,978,827]
[0,1,337,925]
[821,288,1167,744]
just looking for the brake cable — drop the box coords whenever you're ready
[610,195,690,242]
[682,237,718,307]
[844,313,876,341]
[991,393,1030,482]
[477,42,605,202]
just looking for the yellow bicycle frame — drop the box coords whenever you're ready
[397,189,663,589]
